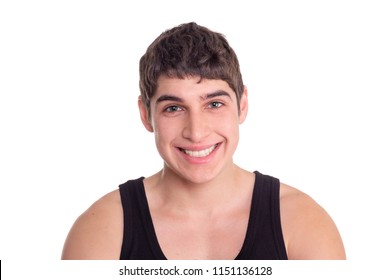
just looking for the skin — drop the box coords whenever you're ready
[61,76,346,260]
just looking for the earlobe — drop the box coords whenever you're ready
[138,96,154,132]
[239,86,249,124]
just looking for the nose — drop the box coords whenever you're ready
[182,111,211,142]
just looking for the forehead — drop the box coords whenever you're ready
[154,75,235,100]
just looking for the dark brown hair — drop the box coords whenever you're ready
[139,22,244,116]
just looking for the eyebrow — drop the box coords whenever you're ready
[202,90,232,100]
[156,95,184,103]
[155,90,232,104]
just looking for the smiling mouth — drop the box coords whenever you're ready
[179,144,219,158]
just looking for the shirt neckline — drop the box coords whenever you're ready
[139,171,259,260]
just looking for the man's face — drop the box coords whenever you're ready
[139,75,248,184]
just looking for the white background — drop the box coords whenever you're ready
[1,0,389,277]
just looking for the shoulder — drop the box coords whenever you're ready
[61,189,123,260]
[279,183,346,260]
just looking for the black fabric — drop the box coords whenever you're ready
[119,171,288,260]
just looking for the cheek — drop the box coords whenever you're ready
[218,113,240,132]
[153,120,182,161]
[212,116,240,147]
[153,119,177,144]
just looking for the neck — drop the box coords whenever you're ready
[145,164,251,216]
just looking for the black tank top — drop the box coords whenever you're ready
[119,171,288,260]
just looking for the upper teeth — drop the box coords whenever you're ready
[183,145,217,157]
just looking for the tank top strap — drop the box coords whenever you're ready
[119,177,166,260]
[235,171,288,259]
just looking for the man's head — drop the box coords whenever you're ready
[139,22,244,118]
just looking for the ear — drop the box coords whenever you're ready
[238,86,248,124]
[138,96,154,132]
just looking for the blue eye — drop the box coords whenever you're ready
[209,101,223,108]
[165,105,182,112]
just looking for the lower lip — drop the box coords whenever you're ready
[177,143,221,164]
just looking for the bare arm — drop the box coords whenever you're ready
[280,184,346,260]
[61,190,123,260]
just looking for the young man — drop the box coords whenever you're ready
[61,22,346,260]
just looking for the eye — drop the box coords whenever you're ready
[209,101,223,109]
[164,105,182,112]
